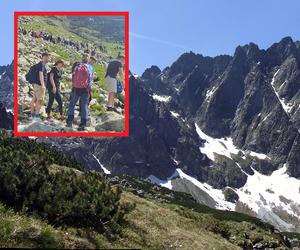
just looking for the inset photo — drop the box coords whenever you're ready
[14,12,129,136]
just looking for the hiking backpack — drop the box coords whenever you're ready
[25,63,39,84]
[72,63,90,89]
[117,80,124,94]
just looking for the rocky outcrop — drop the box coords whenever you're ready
[95,112,124,132]
[0,62,14,109]
[0,103,13,130]
[90,76,210,179]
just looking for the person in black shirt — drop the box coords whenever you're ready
[45,60,65,122]
[30,52,50,121]
[105,55,124,112]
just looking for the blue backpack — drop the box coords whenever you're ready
[117,80,123,93]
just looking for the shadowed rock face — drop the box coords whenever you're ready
[158,37,300,180]
[0,61,14,109]
[0,103,13,130]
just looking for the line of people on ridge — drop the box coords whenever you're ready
[25,52,125,131]
[19,27,108,58]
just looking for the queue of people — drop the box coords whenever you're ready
[25,52,125,131]
[19,27,107,60]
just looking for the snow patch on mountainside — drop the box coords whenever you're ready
[249,151,269,160]
[236,165,299,231]
[152,94,171,103]
[195,123,269,161]
[147,168,234,210]
[170,111,180,118]
[271,69,293,114]
[92,154,111,174]
[148,164,300,231]
[205,86,217,101]
[147,170,179,189]
[175,168,235,210]
[0,72,5,80]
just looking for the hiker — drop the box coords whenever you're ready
[105,55,125,112]
[45,60,65,122]
[66,54,92,131]
[87,56,99,102]
[28,52,50,121]
[84,48,91,56]
[78,56,99,117]
[88,56,97,83]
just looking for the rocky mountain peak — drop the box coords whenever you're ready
[141,65,161,79]
[267,36,299,66]
[0,62,14,109]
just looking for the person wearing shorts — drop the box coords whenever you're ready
[30,52,50,122]
[105,55,124,112]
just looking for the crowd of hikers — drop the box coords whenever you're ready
[25,52,125,131]
[19,27,109,61]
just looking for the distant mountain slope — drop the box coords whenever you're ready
[66,16,125,43]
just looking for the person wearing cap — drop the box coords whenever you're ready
[105,54,125,112]
[30,52,50,122]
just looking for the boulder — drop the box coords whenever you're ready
[95,112,124,132]
[19,121,57,132]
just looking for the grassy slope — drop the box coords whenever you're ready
[0,192,238,249]
[0,188,291,249]
[23,16,123,57]
[114,192,240,250]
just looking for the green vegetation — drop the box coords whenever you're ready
[67,16,124,43]
[93,63,107,90]
[0,131,83,171]
[0,131,130,239]
[103,41,124,58]
[0,132,294,249]
[21,16,124,59]
[91,87,100,100]
[90,103,105,116]
[43,43,80,62]
[116,175,275,231]
[22,16,84,42]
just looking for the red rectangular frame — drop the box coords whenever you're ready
[14,11,129,137]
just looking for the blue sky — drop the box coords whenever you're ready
[1,0,300,74]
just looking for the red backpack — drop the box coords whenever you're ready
[72,63,90,89]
